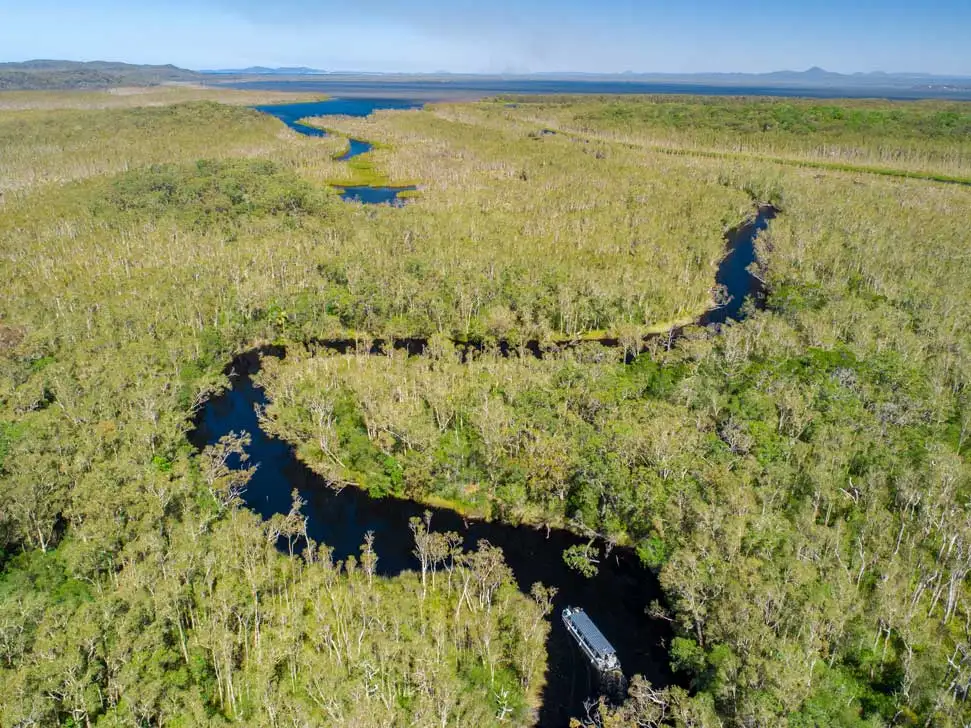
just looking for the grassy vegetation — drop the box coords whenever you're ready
[2,94,754,345]
[261,170,971,728]
[0,88,553,727]
[0,85,325,111]
[303,107,752,339]
[1,87,970,727]
[650,142,971,186]
[480,95,971,182]
[0,89,334,197]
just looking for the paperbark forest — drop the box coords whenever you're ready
[1,87,970,727]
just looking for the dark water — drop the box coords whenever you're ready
[337,138,373,161]
[253,98,422,199]
[253,97,422,133]
[337,184,417,205]
[196,91,773,722]
[700,207,774,326]
[192,356,673,726]
[190,207,774,724]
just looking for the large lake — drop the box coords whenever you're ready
[231,77,971,101]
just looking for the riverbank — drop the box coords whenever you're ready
[5,86,969,728]
[192,347,677,726]
[208,204,774,541]
[252,97,424,198]
[186,201,772,724]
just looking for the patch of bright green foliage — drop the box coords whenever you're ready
[578,97,971,140]
[99,158,334,228]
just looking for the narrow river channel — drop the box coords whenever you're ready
[254,98,420,204]
[198,99,775,726]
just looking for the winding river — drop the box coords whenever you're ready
[254,98,421,205]
[198,99,775,726]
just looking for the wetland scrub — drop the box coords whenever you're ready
[1,86,970,727]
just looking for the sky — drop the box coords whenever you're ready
[1,0,970,76]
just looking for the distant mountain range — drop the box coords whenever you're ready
[0,60,202,90]
[1,60,969,95]
[200,65,971,94]
[198,64,971,85]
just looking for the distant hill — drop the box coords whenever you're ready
[0,60,202,90]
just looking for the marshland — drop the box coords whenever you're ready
[2,84,971,728]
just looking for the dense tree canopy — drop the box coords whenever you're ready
[1,87,969,726]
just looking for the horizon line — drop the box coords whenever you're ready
[4,58,971,80]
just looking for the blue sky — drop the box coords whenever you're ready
[2,0,969,75]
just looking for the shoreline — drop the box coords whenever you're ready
[193,204,776,550]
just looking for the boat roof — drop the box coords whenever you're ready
[564,608,616,657]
